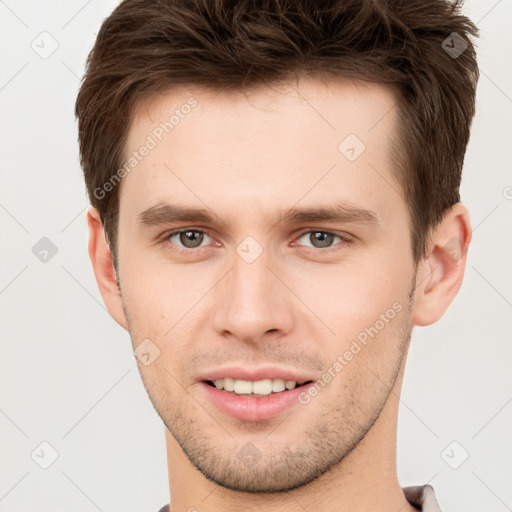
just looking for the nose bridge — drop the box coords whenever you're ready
[213,245,293,342]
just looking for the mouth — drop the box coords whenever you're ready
[200,376,316,421]
[204,378,314,397]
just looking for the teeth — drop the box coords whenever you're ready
[272,379,286,392]
[234,379,253,394]
[223,377,235,392]
[252,379,273,395]
[210,378,301,395]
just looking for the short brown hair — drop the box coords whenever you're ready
[75,0,479,264]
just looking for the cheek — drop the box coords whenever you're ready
[322,302,410,403]
[119,262,171,337]
[120,256,213,341]
[287,252,412,337]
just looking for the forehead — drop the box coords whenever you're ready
[129,77,397,147]
[120,77,400,221]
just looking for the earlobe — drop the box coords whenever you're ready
[412,203,472,326]
[87,207,128,330]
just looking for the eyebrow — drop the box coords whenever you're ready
[136,201,380,229]
[279,204,379,225]
[137,203,215,226]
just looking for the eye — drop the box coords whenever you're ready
[296,230,350,249]
[166,229,213,249]
[160,228,352,254]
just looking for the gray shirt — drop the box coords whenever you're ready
[403,485,443,511]
[156,484,442,511]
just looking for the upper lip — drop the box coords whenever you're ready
[198,366,316,384]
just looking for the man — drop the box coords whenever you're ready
[75,0,479,510]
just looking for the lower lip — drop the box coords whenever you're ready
[199,381,313,421]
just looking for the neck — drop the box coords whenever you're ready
[164,361,416,512]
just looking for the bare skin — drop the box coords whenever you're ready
[87,77,471,512]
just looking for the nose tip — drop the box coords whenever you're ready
[212,256,294,344]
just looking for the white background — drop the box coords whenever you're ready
[0,1,511,511]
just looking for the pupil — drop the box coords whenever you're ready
[311,231,333,248]
[181,230,203,248]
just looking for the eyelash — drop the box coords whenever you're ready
[160,228,353,254]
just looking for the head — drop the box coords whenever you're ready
[77,0,478,494]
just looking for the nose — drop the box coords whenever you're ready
[212,248,294,345]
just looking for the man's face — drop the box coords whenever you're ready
[116,78,417,492]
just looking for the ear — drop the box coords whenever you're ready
[412,202,472,326]
[87,206,128,330]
